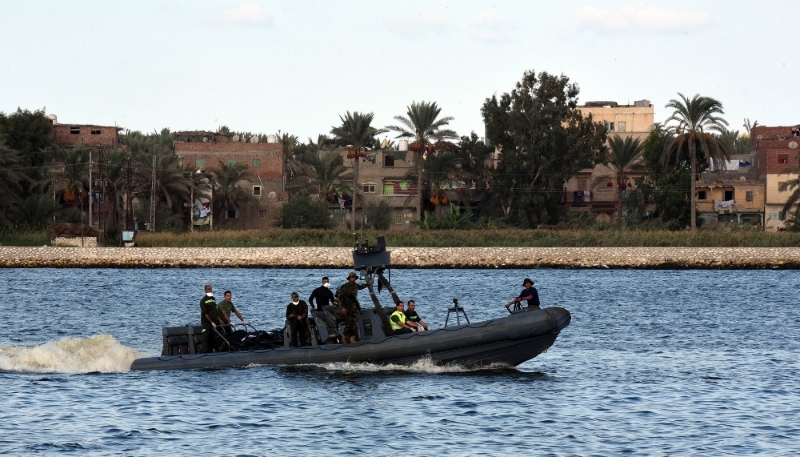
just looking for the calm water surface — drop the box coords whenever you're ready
[1,268,799,456]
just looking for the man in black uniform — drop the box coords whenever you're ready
[505,278,540,311]
[308,276,339,344]
[200,284,225,353]
[308,276,335,310]
[405,300,429,331]
[286,291,311,347]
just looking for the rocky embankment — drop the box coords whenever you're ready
[1,246,800,268]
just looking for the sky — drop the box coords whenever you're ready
[1,1,797,141]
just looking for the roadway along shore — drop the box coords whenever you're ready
[1,246,800,268]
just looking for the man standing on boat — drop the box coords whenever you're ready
[217,290,246,330]
[286,292,311,347]
[505,278,540,311]
[337,272,373,344]
[200,285,225,353]
[308,276,335,311]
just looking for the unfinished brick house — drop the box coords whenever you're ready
[52,123,121,149]
[174,136,285,229]
[752,125,800,230]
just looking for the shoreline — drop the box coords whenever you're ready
[2,246,800,269]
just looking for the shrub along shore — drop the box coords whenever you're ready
[2,229,800,268]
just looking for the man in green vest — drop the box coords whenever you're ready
[200,284,225,353]
[389,301,416,335]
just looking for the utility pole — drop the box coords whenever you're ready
[125,155,133,231]
[97,146,106,243]
[189,175,194,232]
[149,153,156,232]
[88,153,93,229]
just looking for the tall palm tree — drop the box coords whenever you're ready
[209,160,256,224]
[133,143,189,231]
[663,93,731,230]
[387,101,457,221]
[277,131,303,193]
[592,135,646,224]
[331,111,386,227]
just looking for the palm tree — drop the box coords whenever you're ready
[0,141,27,226]
[387,101,457,221]
[277,131,303,194]
[421,151,457,216]
[663,93,731,230]
[209,160,256,225]
[591,135,646,224]
[331,111,386,227]
[294,149,353,202]
[132,141,190,231]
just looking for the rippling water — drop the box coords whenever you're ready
[2,268,799,455]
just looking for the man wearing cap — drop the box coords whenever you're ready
[505,278,540,311]
[336,272,373,344]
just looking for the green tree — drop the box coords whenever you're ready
[364,200,391,230]
[275,190,334,229]
[277,131,303,194]
[592,135,645,224]
[12,193,56,229]
[0,140,27,226]
[664,93,731,230]
[294,148,353,202]
[482,70,607,227]
[209,160,256,225]
[387,101,457,222]
[0,108,55,169]
[331,111,386,227]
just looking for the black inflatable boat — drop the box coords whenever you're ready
[130,238,571,371]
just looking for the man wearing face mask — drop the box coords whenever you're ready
[285,291,311,347]
[308,277,339,344]
[200,284,225,353]
[308,276,335,311]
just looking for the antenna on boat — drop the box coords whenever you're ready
[444,298,469,328]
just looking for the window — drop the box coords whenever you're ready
[617,121,626,133]
[604,121,615,132]
[577,179,587,190]
[393,214,402,224]
[70,127,80,135]
[771,212,782,221]
[195,158,205,168]
[746,191,753,202]
[384,154,395,167]
[227,158,236,166]
[226,209,238,219]
[91,128,101,135]
[252,158,261,167]
[258,210,268,219]
[698,191,707,200]
[384,184,395,196]
[253,186,261,196]
[363,184,375,193]
[778,154,789,164]
[723,190,734,201]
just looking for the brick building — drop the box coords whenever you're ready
[52,123,121,149]
[752,125,800,230]
[174,138,284,229]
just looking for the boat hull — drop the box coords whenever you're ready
[130,307,570,371]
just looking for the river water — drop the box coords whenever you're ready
[1,268,798,456]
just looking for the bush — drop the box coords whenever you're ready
[365,201,391,230]
[276,191,334,229]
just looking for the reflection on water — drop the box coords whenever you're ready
[2,268,799,456]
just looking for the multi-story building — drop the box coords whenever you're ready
[564,100,655,222]
[331,147,418,229]
[752,125,800,230]
[174,134,284,229]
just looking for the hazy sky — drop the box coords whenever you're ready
[1,1,797,140]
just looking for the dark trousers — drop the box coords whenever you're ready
[393,328,413,335]
[289,319,311,347]
[201,324,216,353]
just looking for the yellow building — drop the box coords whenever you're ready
[564,100,655,221]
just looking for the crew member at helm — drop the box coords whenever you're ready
[505,278,540,311]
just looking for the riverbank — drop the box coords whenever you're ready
[2,246,800,268]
